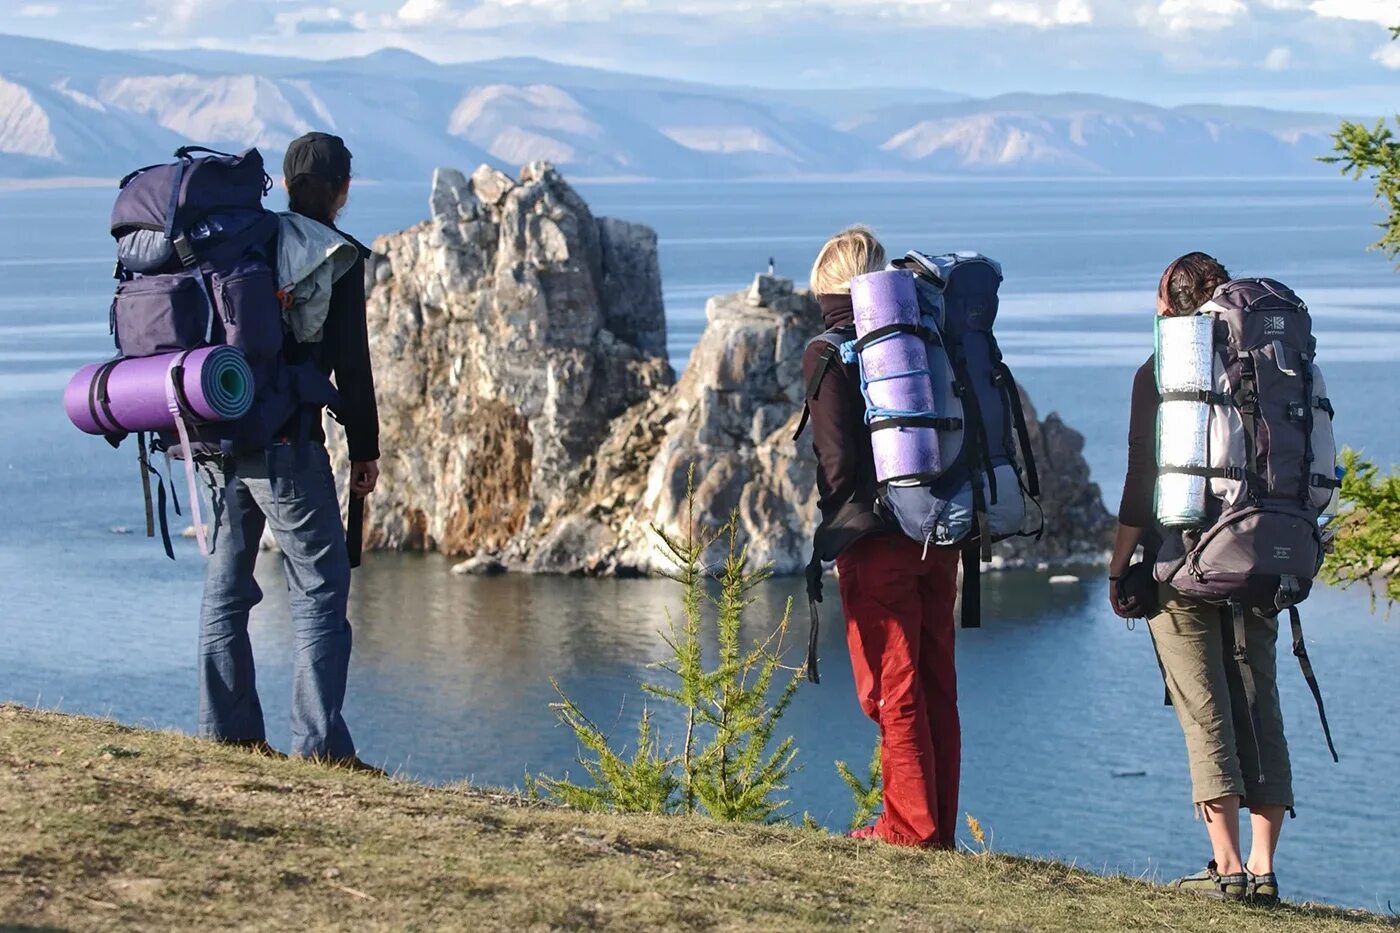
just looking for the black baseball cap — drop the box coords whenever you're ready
[283,132,352,182]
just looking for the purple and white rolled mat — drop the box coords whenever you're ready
[850,269,942,484]
[64,345,254,436]
[64,346,253,557]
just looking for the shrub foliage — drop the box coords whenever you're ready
[540,471,803,822]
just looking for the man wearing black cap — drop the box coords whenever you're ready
[198,131,380,769]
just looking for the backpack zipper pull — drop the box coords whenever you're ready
[922,531,934,561]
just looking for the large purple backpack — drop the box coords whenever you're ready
[796,252,1042,682]
[106,146,337,556]
[1153,277,1340,767]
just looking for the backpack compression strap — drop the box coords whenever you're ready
[948,353,995,561]
[1230,602,1267,785]
[804,552,824,684]
[994,361,1041,499]
[960,545,982,629]
[348,494,365,570]
[1288,606,1340,763]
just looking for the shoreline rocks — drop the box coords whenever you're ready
[335,164,1114,576]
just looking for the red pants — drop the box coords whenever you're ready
[837,535,961,848]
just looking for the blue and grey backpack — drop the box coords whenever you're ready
[798,251,1042,681]
[107,145,338,556]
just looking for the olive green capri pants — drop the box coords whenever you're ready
[1147,586,1293,810]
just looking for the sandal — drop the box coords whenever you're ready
[1248,871,1280,906]
[1170,861,1248,901]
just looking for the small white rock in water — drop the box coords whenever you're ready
[110,527,133,536]
[1049,575,1081,585]
[452,555,507,576]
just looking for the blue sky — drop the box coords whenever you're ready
[2,0,1397,112]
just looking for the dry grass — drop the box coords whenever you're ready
[0,704,1392,932]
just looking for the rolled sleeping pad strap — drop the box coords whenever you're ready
[1155,315,1217,528]
[65,345,255,436]
[166,352,209,558]
[849,269,944,486]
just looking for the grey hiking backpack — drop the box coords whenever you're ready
[1152,277,1340,765]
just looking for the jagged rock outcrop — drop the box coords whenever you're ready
[334,162,672,557]
[342,164,1113,574]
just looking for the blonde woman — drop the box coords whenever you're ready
[802,227,962,847]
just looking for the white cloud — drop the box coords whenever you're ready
[397,0,453,24]
[1374,41,1400,68]
[141,0,274,36]
[17,3,60,15]
[1143,0,1248,32]
[983,0,1095,27]
[391,0,1097,29]
[1307,0,1400,26]
[1263,45,1293,68]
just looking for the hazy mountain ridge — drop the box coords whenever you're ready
[0,34,1352,181]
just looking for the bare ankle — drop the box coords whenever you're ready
[1215,854,1245,875]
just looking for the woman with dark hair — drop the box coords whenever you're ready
[1110,253,1291,904]
[197,132,380,769]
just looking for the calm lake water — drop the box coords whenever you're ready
[2,177,1398,910]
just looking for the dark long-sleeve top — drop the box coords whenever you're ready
[801,293,892,559]
[1119,356,1158,529]
[287,230,380,462]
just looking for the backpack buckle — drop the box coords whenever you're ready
[1276,574,1302,612]
[172,234,198,268]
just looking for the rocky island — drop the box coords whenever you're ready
[334,163,1113,576]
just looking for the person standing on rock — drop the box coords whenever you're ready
[198,132,381,769]
[1109,253,1293,904]
[801,227,962,848]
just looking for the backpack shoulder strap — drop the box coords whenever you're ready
[793,327,855,442]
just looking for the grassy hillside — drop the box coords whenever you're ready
[0,705,1391,932]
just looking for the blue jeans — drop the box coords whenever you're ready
[198,443,356,759]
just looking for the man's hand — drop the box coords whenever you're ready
[351,460,379,497]
[1108,577,1139,619]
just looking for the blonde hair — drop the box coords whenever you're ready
[810,226,886,296]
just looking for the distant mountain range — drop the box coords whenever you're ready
[0,33,1360,182]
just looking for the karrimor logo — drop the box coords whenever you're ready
[1274,545,1293,561]
[1264,315,1287,335]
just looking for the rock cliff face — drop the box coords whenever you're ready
[341,164,1113,574]
[338,162,671,558]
